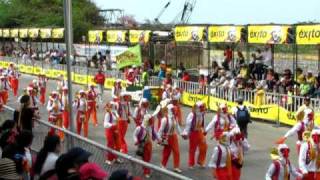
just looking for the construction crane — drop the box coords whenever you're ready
[154,1,171,23]
[172,0,196,24]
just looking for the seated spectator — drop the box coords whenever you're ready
[33,135,61,178]
[239,64,249,80]
[0,158,21,180]
[109,169,142,180]
[299,77,311,96]
[79,162,108,180]
[295,68,304,85]
[265,68,276,91]
[306,71,316,94]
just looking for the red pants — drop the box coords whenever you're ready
[40,87,46,105]
[63,110,69,129]
[161,133,180,169]
[87,103,98,126]
[76,111,88,137]
[302,172,320,180]
[105,126,121,161]
[174,105,183,125]
[142,140,152,175]
[118,120,128,153]
[0,91,9,104]
[214,167,232,180]
[48,115,64,140]
[11,78,18,97]
[189,130,207,167]
[232,165,241,180]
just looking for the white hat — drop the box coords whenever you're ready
[160,60,165,64]
[32,79,38,84]
[129,69,134,73]
[79,90,85,94]
[167,104,174,110]
[62,87,68,91]
[311,129,320,135]
[219,103,227,109]
[116,79,122,83]
[160,99,171,108]
[120,92,131,97]
[196,101,204,107]
[277,144,289,152]
[27,86,33,91]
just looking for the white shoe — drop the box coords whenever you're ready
[173,168,182,173]
[160,165,166,169]
[105,160,113,165]
[145,174,151,179]
[116,159,123,163]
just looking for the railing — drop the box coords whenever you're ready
[1,105,192,180]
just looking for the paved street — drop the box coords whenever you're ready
[3,74,300,180]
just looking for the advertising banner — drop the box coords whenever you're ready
[107,30,126,43]
[88,30,104,43]
[296,25,320,45]
[181,91,209,107]
[52,28,64,39]
[0,29,2,37]
[208,26,243,43]
[40,28,52,39]
[174,26,205,42]
[2,29,10,38]
[19,29,29,38]
[129,30,151,44]
[10,29,19,38]
[28,28,39,38]
[248,25,289,44]
[115,45,142,69]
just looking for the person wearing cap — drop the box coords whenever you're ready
[182,101,208,169]
[266,144,302,180]
[126,68,137,85]
[158,61,166,79]
[158,104,182,173]
[87,84,98,127]
[47,91,64,140]
[104,102,121,165]
[276,110,315,154]
[232,97,251,139]
[79,162,108,180]
[38,72,48,105]
[153,99,171,131]
[62,87,70,129]
[172,86,183,126]
[162,84,173,100]
[109,169,141,180]
[0,158,21,180]
[94,69,106,103]
[111,79,123,101]
[204,103,237,140]
[8,65,20,97]
[0,73,11,105]
[296,97,314,122]
[57,74,67,94]
[298,130,320,179]
[133,98,149,126]
[133,114,159,178]
[73,90,89,137]
[208,131,232,180]
[29,79,39,95]
[116,92,132,154]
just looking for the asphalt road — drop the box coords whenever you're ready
[3,74,300,180]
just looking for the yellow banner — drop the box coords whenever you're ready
[87,75,96,86]
[17,64,26,73]
[129,30,151,44]
[45,70,55,78]
[296,25,320,45]
[19,29,28,38]
[25,65,34,74]
[40,28,52,39]
[248,25,289,44]
[2,29,10,38]
[208,26,242,43]
[1,61,9,68]
[10,29,19,38]
[28,28,39,38]
[74,73,87,85]
[107,30,126,43]
[88,30,104,43]
[174,26,205,42]
[33,67,42,75]
[0,29,2,37]
[180,91,209,107]
[52,28,64,39]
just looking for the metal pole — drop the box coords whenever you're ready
[63,0,75,146]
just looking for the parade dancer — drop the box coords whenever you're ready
[204,103,237,140]
[172,86,183,125]
[158,104,182,173]
[116,92,132,154]
[133,98,149,126]
[134,114,159,178]
[299,130,320,179]
[8,64,20,97]
[73,90,88,137]
[104,102,121,165]
[0,73,11,105]
[30,79,39,95]
[7,63,15,84]
[87,84,98,127]
[153,99,171,130]
[111,79,123,101]
[266,143,302,180]
[38,72,48,105]
[162,84,173,100]
[61,87,70,129]
[182,101,207,169]
[296,97,313,122]
[94,69,106,103]
[208,132,232,180]
[57,74,67,95]
[47,91,64,140]
[276,111,315,153]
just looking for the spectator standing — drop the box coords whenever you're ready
[14,95,38,133]
[254,49,264,80]
[158,61,166,79]
[94,69,106,103]
[254,84,266,106]
[262,46,272,67]
[223,45,233,70]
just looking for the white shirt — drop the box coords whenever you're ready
[72,98,87,112]
[183,112,204,135]
[111,87,122,99]
[40,152,59,175]
[117,102,131,120]
[299,142,318,174]
[205,113,237,133]
[158,116,182,137]
[266,158,301,180]
[47,98,63,116]
[103,111,117,128]
[133,107,148,120]
[208,144,230,168]
[263,49,272,67]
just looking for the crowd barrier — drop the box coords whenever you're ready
[2,105,192,180]
[1,57,320,127]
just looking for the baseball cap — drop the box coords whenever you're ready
[79,162,108,180]
[109,169,142,180]
[67,147,92,164]
[0,158,20,180]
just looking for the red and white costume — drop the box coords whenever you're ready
[111,79,122,101]
[266,144,302,180]
[104,102,121,164]
[73,90,88,137]
[133,98,149,126]
[87,84,98,127]
[116,92,132,154]
[126,69,137,85]
[8,64,20,97]
[47,91,64,140]
[57,75,67,94]
[38,74,48,105]
[182,101,207,168]
[133,114,159,177]
[172,87,182,125]
[0,73,11,105]
[205,103,237,139]
[158,104,182,173]
[162,85,173,100]
[153,99,171,130]
[61,87,70,129]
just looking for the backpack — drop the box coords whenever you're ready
[236,106,250,125]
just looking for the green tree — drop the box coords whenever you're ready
[0,0,104,42]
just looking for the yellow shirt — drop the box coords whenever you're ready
[296,74,305,84]
[306,76,316,85]
[254,89,265,106]
[240,67,248,79]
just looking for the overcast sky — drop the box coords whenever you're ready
[94,0,319,24]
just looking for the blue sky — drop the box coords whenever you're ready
[94,0,319,24]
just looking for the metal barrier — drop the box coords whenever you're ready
[1,105,192,180]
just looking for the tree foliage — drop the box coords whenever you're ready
[0,0,104,42]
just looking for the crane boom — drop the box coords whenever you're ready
[154,1,171,23]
